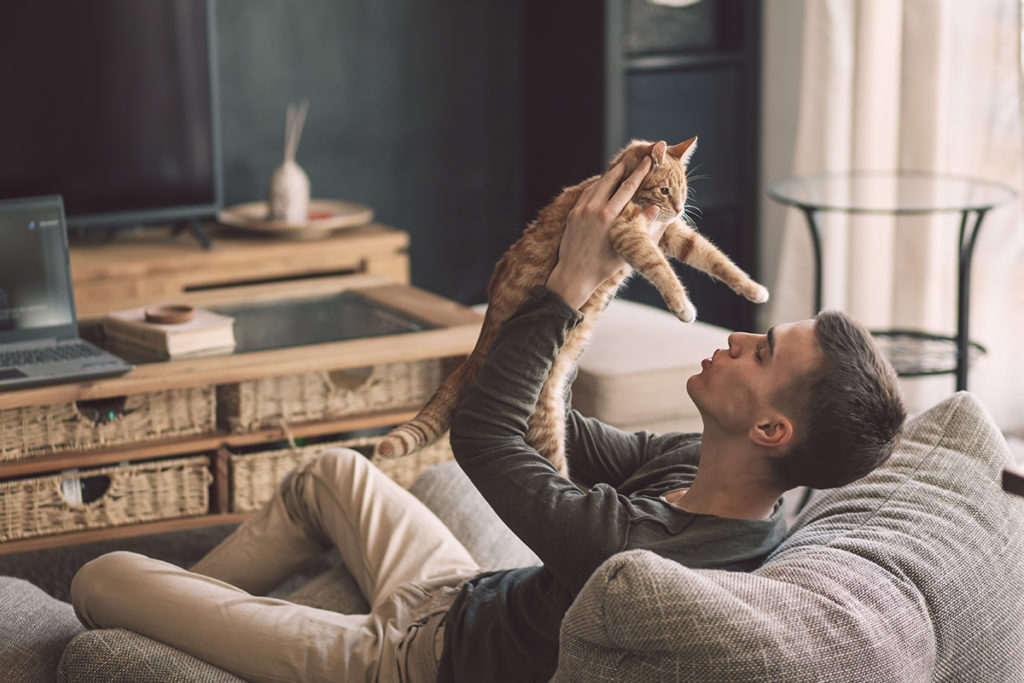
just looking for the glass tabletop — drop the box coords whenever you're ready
[769,170,1016,214]
[209,290,437,353]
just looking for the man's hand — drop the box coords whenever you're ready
[546,156,666,309]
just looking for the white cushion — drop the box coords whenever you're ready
[572,298,731,430]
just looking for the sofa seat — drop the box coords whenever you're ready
[1,391,1022,681]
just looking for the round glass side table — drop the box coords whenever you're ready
[769,170,1016,391]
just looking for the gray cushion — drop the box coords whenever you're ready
[58,628,245,683]
[0,576,84,681]
[409,460,540,570]
[555,391,1024,681]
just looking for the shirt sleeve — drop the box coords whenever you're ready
[564,410,700,489]
[450,287,662,593]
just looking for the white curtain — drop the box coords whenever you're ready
[762,0,1024,433]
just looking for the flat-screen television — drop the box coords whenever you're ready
[0,0,222,234]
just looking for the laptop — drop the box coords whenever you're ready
[0,195,133,390]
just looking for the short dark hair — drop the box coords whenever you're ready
[770,310,906,490]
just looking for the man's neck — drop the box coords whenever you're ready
[668,437,782,521]
[668,480,778,521]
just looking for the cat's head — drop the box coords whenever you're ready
[610,138,698,220]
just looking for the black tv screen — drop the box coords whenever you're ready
[0,0,221,231]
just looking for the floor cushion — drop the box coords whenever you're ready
[555,391,1024,682]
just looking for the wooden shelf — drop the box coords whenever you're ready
[0,514,251,556]
[0,408,421,478]
[70,222,411,317]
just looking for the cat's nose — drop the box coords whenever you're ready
[674,203,685,214]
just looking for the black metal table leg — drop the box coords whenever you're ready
[956,209,987,391]
[801,207,824,313]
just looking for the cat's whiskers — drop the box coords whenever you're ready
[681,204,702,230]
[686,161,710,184]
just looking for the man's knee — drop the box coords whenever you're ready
[71,551,148,626]
[278,448,370,522]
[289,447,368,487]
[73,550,145,594]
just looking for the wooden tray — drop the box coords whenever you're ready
[217,199,374,238]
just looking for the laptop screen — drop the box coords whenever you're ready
[0,196,78,342]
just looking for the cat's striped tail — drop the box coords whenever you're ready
[373,357,479,459]
[374,270,513,460]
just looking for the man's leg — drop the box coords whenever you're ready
[73,551,397,683]
[191,447,480,603]
[71,449,480,682]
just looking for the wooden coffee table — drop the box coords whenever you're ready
[0,275,482,553]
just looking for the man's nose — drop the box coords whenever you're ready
[727,332,756,357]
[727,332,742,357]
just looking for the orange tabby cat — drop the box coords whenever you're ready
[374,137,768,475]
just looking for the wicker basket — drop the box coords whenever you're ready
[0,388,217,462]
[217,360,442,432]
[229,434,454,512]
[0,455,213,542]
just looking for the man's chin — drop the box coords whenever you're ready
[685,374,701,401]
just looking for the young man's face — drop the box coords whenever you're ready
[686,319,821,437]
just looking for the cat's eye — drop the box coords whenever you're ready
[659,187,669,195]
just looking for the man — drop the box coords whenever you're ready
[71,158,905,683]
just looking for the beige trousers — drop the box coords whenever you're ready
[71,448,481,683]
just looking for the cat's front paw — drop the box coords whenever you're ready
[743,284,770,304]
[675,302,697,323]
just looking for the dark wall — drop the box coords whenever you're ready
[521,0,763,332]
[214,0,524,305]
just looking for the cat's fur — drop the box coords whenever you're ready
[374,137,768,476]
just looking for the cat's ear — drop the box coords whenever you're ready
[650,140,668,164]
[668,136,698,166]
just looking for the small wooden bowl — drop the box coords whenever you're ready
[145,304,195,325]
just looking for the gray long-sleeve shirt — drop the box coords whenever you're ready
[438,287,787,682]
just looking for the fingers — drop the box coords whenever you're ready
[573,156,652,224]
[569,155,650,233]
[586,161,627,203]
[607,156,652,213]
[571,163,624,219]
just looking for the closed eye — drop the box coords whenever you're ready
[754,343,764,363]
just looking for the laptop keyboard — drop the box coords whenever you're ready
[0,342,105,367]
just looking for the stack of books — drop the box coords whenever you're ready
[102,306,236,362]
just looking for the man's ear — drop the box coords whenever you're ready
[748,416,794,451]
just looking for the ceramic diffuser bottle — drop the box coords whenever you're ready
[267,100,310,224]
